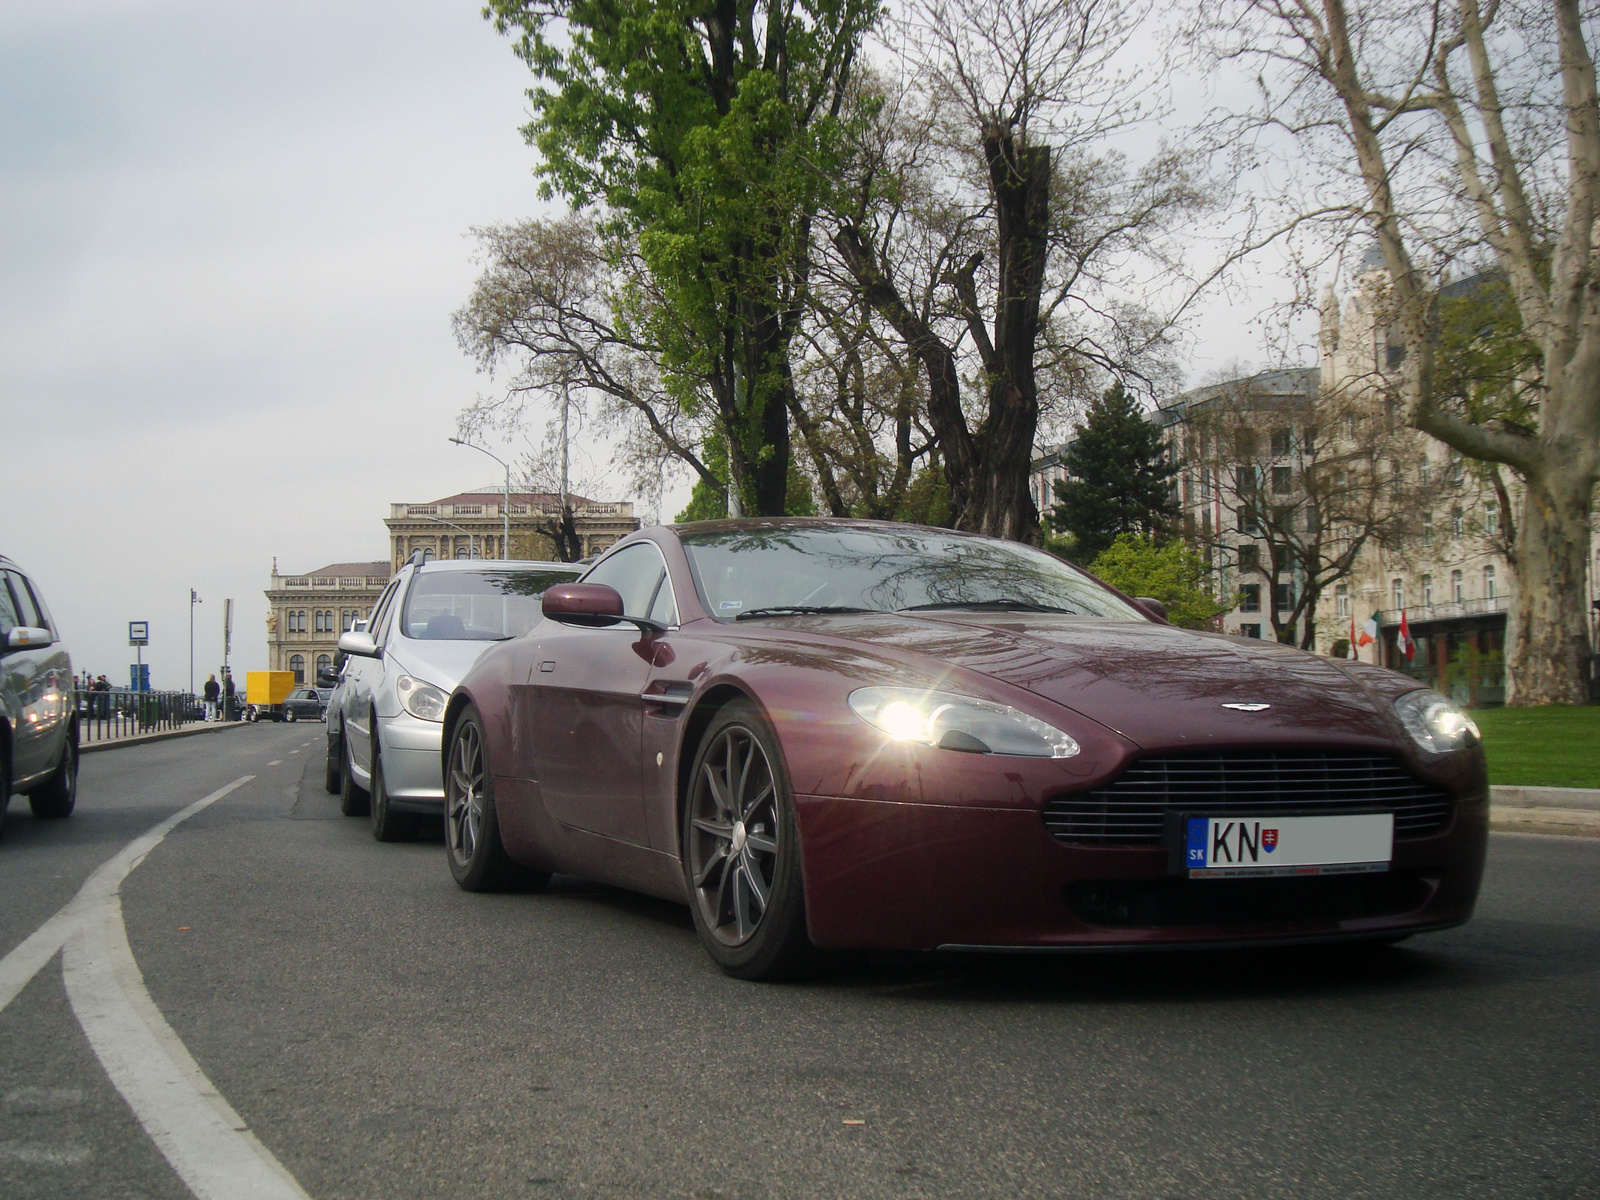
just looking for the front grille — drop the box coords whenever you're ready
[1064,872,1430,928]
[1043,750,1453,846]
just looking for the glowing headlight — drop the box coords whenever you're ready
[1393,689,1480,754]
[395,675,448,722]
[848,687,1080,758]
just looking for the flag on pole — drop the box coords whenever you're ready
[1397,609,1416,661]
[1357,610,1379,648]
[1347,615,1359,659]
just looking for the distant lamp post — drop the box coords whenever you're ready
[189,589,201,695]
[449,437,511,558]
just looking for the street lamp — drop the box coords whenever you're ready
[418,514,478,559]
[449,437,511,558]
[189,589,201,696]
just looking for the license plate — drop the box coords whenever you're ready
[1182,813,1393,878]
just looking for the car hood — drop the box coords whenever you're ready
[756,612,1400,751]
[387,637,502,692]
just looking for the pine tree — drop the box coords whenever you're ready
[1046,382,1180,563]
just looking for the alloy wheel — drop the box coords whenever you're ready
[446,719,484,866]
[687,724,780,946]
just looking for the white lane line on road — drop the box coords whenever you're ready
[287,750,299,756]
[266,760,282,766]
[0,775,313,1199]
[64,898,309,1199]
[0,777,252,1015]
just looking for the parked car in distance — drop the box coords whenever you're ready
[326,555,582,842]
[282,687,327,723]
[1,555,77,831]
[444,519,1490,981]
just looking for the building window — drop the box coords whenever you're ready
[1275,581,1295,612]
[1483,565,1496,600]
[289,654,305,683]
[1485,500,1498,536]
[1452,570,1464,603]
[1419,458,1431,488]
[1335,584,1350,618]
[1200,468,1212,499]
[1271,428,1291,456]
[1451,507,1464,537]
[1392,578,1404,610]
[342,610,353,632]
[1238,505,1259,535]
[316,653,332,678]
[1272,466,1293,494]
[1239,584,1261,613]
[1422,512,1434,546]
[1238,544,1259,572]
[1422,574,1433,606]
[314,610,325,633]
[1239,623,1262,639]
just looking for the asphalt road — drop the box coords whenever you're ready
[2,722,1596,1199]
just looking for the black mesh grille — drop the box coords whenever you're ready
[1043,750,1453,846]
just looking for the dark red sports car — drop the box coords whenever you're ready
[443,520,1488,979]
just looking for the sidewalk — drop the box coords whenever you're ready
[79,720,250,755]
[1489,785,1600,837]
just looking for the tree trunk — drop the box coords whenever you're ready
[1505,463,1595,705]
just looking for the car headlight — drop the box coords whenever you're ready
[395,675,448,722]
[848,686,1080,758]
[1393,689,1480,754]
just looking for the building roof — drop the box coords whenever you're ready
[432,490,597,506]
[1155,367,1319,425]
[296,561,390,579]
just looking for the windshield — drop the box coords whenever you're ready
[401,567,579,641]
[680,525,1143,621]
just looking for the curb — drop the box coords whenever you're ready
[1490,784,1600,812]
[1489,805,1600,838]
[79,721,250,755]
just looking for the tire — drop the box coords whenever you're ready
[284,708,298,724]
[338,736,369,817]
[445,707,549,893]
[682,701,815,980]
[368,743,420,843]
[28,736,77,820]
[324,740,341,794]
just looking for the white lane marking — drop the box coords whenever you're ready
[266,760,282,766]
[0,775,312,1199]
[0,1139,91,1165]
[0,777,251,1015]
[64,899,309,1199]
[287,751,299,756]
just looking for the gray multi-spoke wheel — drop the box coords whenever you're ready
[683,701,815,979]
[445,706,548,893]
[368,745,419,842]
[338,736,369,817]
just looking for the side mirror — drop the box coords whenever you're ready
[1134,597,1169,623]
[337,630,379,657]
[5,626,54,651]
[543,583,625,627]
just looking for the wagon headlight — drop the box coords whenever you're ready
[395,675,448,722]
[1393,689,1479,754]
[848,687,1080,758]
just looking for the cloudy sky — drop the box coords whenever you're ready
[1,0,1287,689]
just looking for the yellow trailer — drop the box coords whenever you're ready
[245,671,296,721]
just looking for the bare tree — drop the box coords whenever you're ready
[1191,0,1600,703]
[831,4,1208,542]
[1182,379,1422,648]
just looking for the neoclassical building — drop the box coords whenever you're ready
[384,489,640,571]
[264,560,390,684]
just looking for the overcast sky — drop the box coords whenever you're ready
[1,0,1290,690]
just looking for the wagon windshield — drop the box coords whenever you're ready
[679,525,1143,622]
[402,568,579,640]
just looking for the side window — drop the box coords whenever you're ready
[4,572,42,629]
[18,575,54,633]
[647,572,678,627]
[0,575,21,636]
[367,578,402,645]
[582,544,668,620]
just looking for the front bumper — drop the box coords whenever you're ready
[792,792,1489,951]
[377,712,445,814]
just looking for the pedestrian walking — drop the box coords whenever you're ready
[222,671,237,721]
[203,673,220,721]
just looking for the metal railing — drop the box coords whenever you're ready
[74,688,207,744]
[1378,594,1509,627]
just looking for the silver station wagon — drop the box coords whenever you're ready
[1,555,76,832]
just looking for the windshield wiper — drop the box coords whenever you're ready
[901,599,1080,615]
[734,605,873,620]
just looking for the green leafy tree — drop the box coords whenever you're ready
[486,0,880,516]
[1046,382,1180,563]
[1088,534,1231,630]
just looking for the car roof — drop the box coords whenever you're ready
[411,558,580,574]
